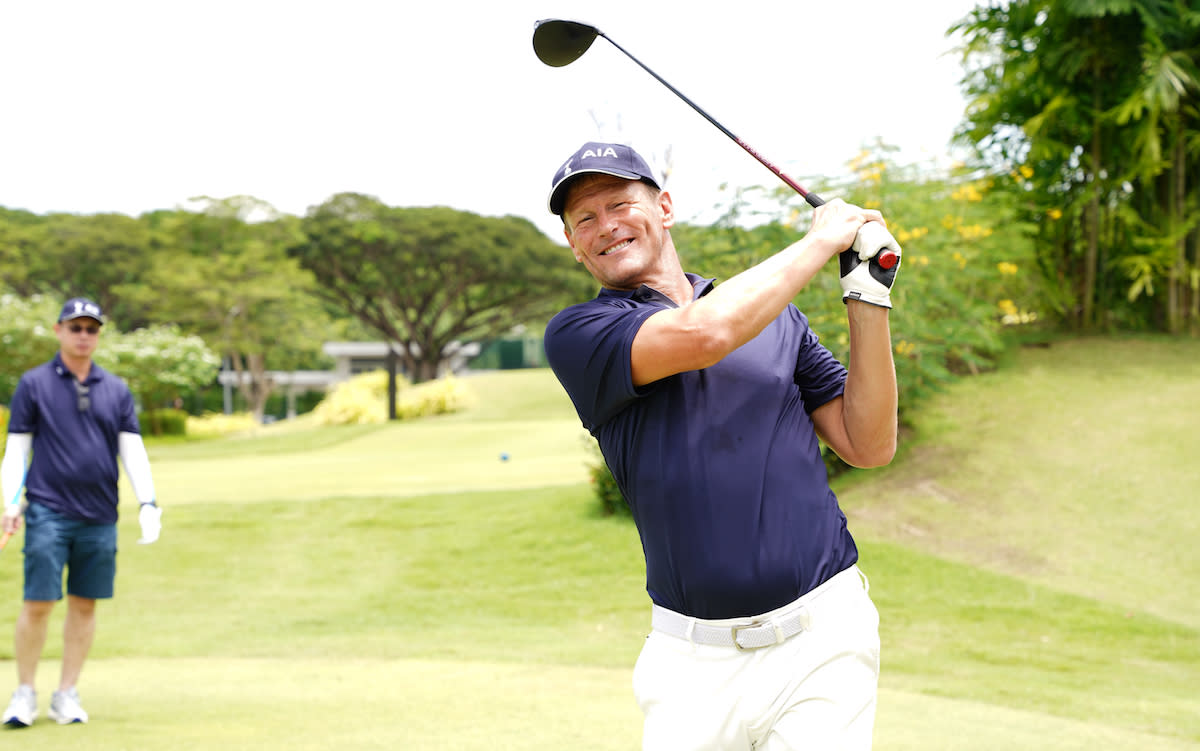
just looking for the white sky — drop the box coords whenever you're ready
[0,0,978,244]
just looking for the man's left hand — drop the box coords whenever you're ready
[138,504,162,545]
[840,222,902,308]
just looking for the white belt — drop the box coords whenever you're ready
[649,566,864,652]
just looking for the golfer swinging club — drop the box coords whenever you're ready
[543,142,900,750]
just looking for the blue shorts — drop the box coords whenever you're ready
[23,501,118,601]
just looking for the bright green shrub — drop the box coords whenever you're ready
[140,408,188,436]
[587,441,629,518]
[395,376,475,419]
[312,370,472,426]
[185,412,260,438]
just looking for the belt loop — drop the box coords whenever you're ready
[684,618,696,645]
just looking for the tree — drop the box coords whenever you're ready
[0,293,61,403]
[0,211,156,328]
[953,0,1200,333]
[291,194,588,383]
[94,325,221,434]
[129,197,334,420]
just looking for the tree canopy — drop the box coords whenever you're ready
[291,194,589,382]
[954,0,1200,332]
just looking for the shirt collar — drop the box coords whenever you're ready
[598,273,716,306]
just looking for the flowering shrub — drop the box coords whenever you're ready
[185,412,261,438]
[311,370,473,426]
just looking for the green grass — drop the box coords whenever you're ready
[0,348,1197,749]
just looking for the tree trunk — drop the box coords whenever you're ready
[1168,126,1185,334]
[231,352,274,422]
[1083,119,1101,330]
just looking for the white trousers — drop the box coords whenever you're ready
[633,566,880,751]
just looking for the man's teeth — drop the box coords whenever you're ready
[601,239,633,256]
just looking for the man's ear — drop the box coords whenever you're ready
[659,190,675,229]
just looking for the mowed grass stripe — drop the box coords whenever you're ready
[6,658,1196,751]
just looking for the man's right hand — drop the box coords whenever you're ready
[2,502,24,535]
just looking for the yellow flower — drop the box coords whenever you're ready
[1019,165,1034,179]
[1047,208,1063,220]
[957,224,994,240]
[895,340,916,357]
[997,262,1019,275]
[998,299,1018,316]
[953,252,967,269]
[950,184,984,202]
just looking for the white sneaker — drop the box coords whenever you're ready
[2,685,36,728]
[48,688,88,725]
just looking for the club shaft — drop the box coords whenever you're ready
[599,32,824,209]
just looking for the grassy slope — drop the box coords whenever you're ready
[839,335,1200,629]
[0,350,1196,748]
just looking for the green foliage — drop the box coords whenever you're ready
[395,374,476,420]
[0,404,8,435]
[139,408,187,436]
[587,441,630,518]
[95,324,221,426]
[681,142,1042,412]
[311,370,474,426]
[0,293,60,402]
[952,0,1200,333]
[292,195,590,382]
[184,411,261,438]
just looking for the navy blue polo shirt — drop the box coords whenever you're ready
[7,353,140,525]
[545,274,858,619]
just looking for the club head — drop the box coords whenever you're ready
[533,19,600,67]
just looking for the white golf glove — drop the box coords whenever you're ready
[138,503,162,545]
[840,221,902,308]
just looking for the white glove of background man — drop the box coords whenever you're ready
[840,221,902,308]
[138,503,162,544]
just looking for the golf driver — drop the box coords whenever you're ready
[532,18,900,270]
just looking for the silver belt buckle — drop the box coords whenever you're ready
[731,621,770,652]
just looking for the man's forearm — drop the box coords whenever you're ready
[841,302,898,466]
[683,235,830,347]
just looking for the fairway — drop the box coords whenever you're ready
[0,355,1196,749]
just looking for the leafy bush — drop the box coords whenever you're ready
[587,441,629,518]
[185,412,260,438]
[0,294,61,402]
[396,376,475,419]
[311,370,473,426]
[140,408,188,436]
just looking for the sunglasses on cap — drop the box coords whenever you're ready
[74,380,90,412]
[67,323,100,335]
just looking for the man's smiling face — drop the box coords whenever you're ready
[562,174,675,291]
